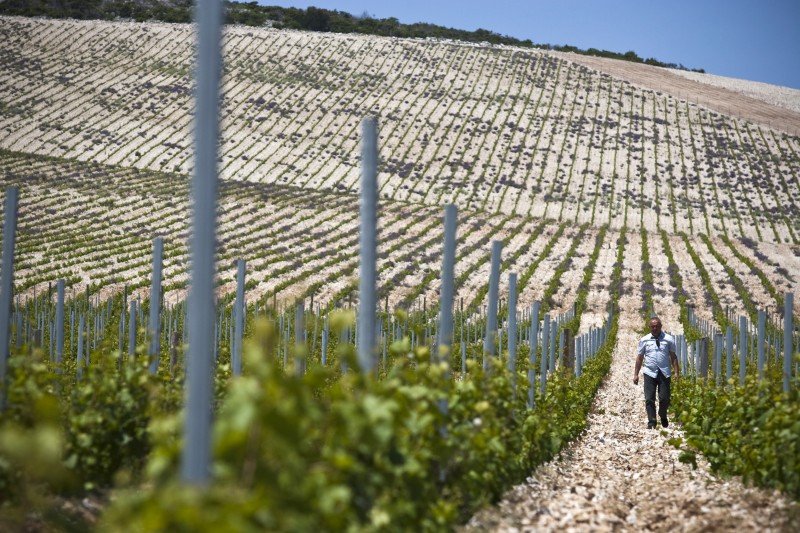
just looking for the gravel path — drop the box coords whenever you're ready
[466,329,798,531]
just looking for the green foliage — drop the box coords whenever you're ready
[102,318,616,530]
[677,449,697,469]
[64,354,155,490]
[0,351,77,528]
[0,345,184,528]
[302,6,331,32]
[666,233,799,502]
[672,367,800,499]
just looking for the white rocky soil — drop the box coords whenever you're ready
[466,329,798,531]
[668,68,800,115]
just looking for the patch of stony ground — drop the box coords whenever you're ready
[547,50,800,135]
[466,329,799,532]
[667,68,800,115]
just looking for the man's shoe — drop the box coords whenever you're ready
[661,417,669,428]
[647,420,657,429]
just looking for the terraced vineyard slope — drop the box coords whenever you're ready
[1,150,797,321]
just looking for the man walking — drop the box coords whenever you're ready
[634,317,680,429]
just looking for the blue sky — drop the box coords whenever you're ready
[262,0,800,89]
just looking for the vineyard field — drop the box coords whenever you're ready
[0,12,799,530]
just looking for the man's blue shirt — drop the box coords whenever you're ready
[637,332,675,378]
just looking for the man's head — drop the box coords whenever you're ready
[649,317,662,336]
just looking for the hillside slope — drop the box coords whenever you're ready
[1,16,799,242]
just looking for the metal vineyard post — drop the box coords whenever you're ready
[321,318,329,366]
[507,273,518,398]
[528,301,540,409]
[55,279,65,363]
[784,293,794,393]
[232,259,245,376]
[358,117,378,374]
[128,300,137,357]
[738,316,747,386]
[0,187,18,403]
[714,333,722,385]
[757,309,766,381]
[295,300,305,375]
[437,204,457,359]
[540,313,550,394]
[483,240,502,368]
[549,321,558,373]
[77,314,85,380]
[182,0,223,486]
[149,237,163,374]
[460,325,466,373]
[725,326,733,381]
[311,313,319,360]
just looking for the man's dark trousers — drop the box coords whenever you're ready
[644,369,670,424]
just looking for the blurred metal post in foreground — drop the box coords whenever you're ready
[182,0,223,486]
[358,117,378,374]
[0,187,18,406]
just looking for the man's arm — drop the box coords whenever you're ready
[670,350,680,379]
[634,353,643,384]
